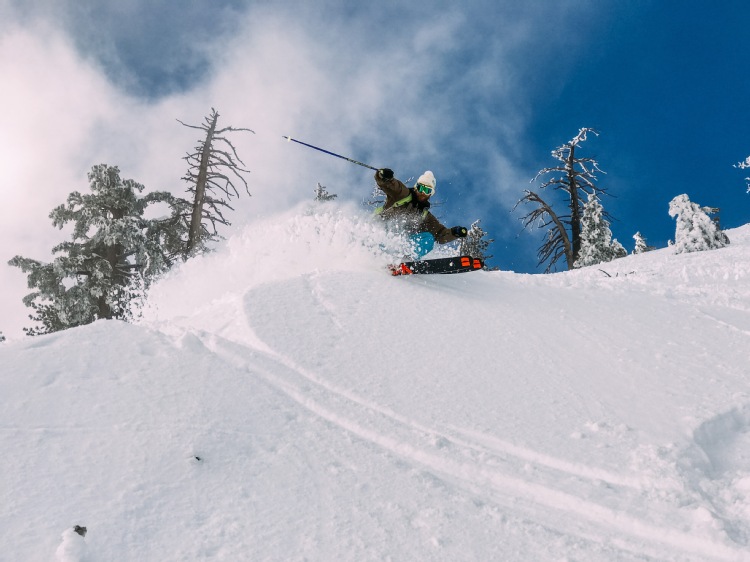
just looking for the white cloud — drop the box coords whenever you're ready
[0,21,132,338]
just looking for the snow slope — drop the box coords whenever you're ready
[2,203,750,561]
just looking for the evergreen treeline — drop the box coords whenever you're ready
[516,127,734,273]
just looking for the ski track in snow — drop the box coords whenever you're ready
[189,324,746,562]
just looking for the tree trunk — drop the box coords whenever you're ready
[566,144,581,264]
[186,111,219,254]
[99,207,126,320]
[97,295,112,320]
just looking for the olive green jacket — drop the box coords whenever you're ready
[374,172,457,244]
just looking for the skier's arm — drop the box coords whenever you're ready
[424,213,456,244]
[375,169,409,199]
[425,214,468,244]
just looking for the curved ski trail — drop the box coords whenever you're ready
[197,329,744,562]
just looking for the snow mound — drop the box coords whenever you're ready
[142,203,404,326]
[554,224,750,313]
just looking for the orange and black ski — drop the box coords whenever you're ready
[389,256,484,276]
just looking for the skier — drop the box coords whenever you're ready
[374,168,467,259]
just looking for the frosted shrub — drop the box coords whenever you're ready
[632,231,654,254]
[668,194,729,254]
[574,192,627,268]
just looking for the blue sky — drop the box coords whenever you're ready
[524,1,748,268]
[1,0,748,335]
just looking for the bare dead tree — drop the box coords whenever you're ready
[178,108,254,256]
[514,190,572,271]
[516,128,612,272]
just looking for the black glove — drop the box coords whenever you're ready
[451,226,468,238]
[378,168,394,180]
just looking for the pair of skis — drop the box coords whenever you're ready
[388,255,484,276]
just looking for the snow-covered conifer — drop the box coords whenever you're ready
[314,183,337,202]
[458,219,493,264]
[735,155,750,193]
[9,164,179,335]
[611,239,627,260]
[632,231,653,254]
[574,192,624,268]
[668,194,729,254]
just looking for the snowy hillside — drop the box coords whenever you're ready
[2,204,750,561]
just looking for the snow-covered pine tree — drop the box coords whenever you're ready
[9,164,180,335]
[0,332,5,343]
[735,155,750,193]
[611,238,627,260]
[574,192,626,268]
[668,194,730,254]
[632,231,653,254]
[612,239,627,259]
[458,219,493,264]
[314,183,337,202]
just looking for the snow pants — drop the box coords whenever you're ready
[409,232,435,259]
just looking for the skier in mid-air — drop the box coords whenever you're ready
[374,168,467,259]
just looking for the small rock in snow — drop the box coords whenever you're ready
[55,527,88,562]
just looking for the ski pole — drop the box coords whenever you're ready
[282,136,379,171]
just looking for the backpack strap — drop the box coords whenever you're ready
[374,192,414,215]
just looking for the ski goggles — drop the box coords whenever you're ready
[416,183,434,196]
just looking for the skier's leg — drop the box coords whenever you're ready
[409,232,435,259]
